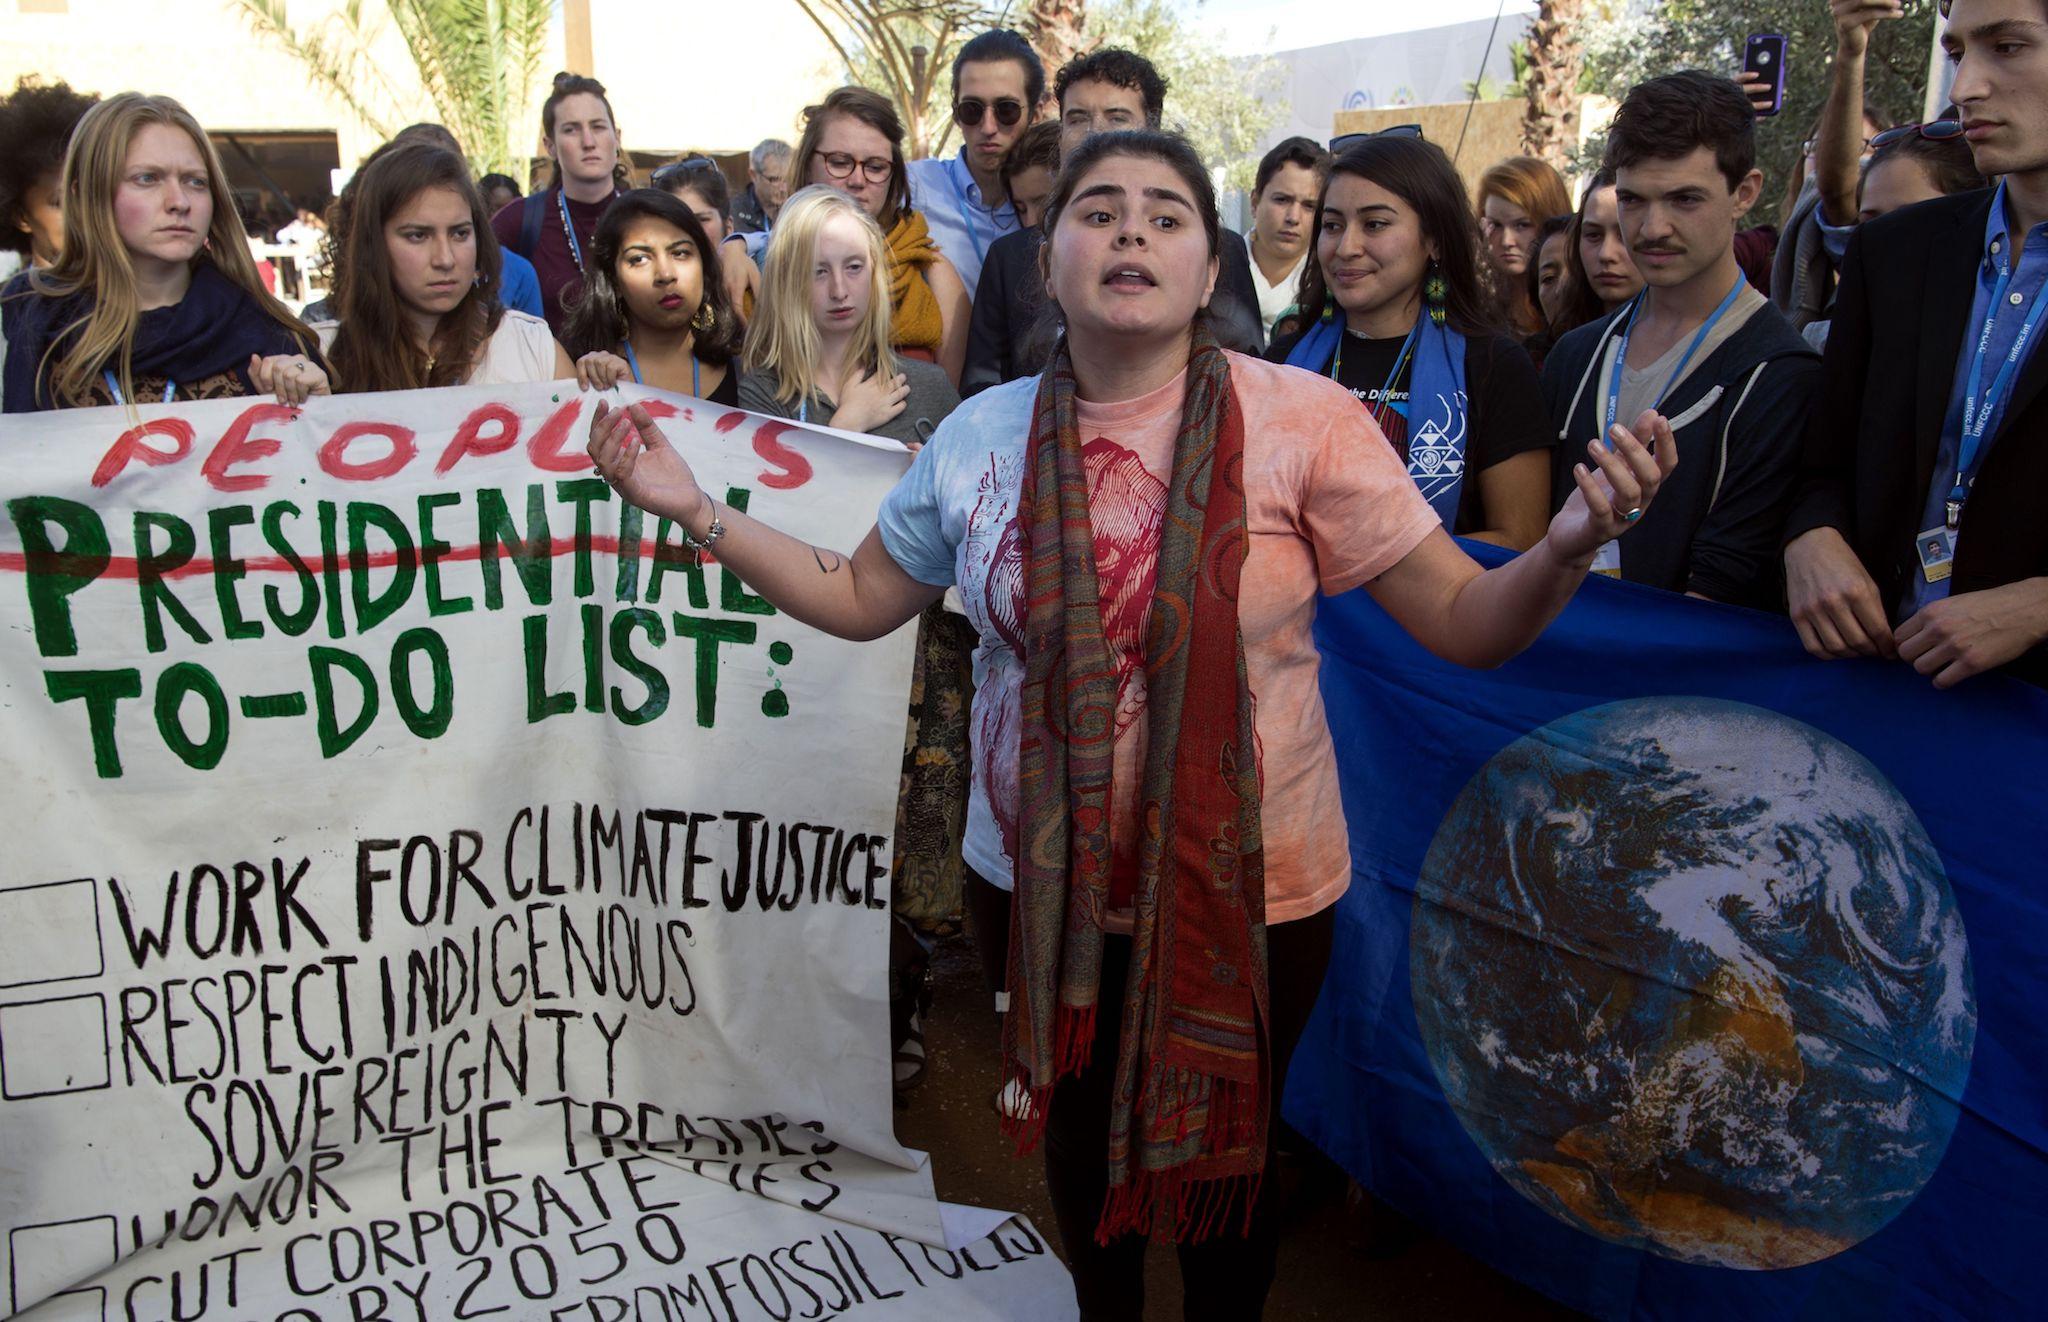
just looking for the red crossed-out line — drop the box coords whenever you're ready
[0,534,717,581]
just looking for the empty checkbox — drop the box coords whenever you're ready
[0,994,110,1099]
[0,880,103,988]
[19,1287,105,1321]
[9,1216,116,1314]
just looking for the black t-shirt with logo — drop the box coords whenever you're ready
[1270,324,1553,535]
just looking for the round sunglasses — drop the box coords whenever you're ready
[954,97,1027,129]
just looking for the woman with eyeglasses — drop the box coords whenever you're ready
[793,87,971,388]
[1810,117,1985,268]
[1798,119,1985,350]
[562,189,743,405]
[1270,135,1555,551]
[1475,156,1571,342]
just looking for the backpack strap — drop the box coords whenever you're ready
[515,189,549,261]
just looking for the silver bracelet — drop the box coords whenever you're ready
[682,501,725,552]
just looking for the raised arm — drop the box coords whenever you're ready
[1817,1,1902,224]
[588,401,943,641]
[1366,412,1677,668]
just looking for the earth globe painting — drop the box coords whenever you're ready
[1409,698,1976,1271]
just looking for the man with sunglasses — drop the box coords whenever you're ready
[906,28,1042,293]
[958,46,1265,396]
[1785,0,2048,688]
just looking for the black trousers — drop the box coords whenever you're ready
[965,870,1337,1321]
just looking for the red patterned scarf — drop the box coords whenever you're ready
[1002,325,1270,1244]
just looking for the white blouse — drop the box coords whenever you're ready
[311,310,562,386]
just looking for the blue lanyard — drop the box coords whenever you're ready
[556,189,582,271]
[797,397,809,424]
[1604,277,1744,434]
[1949,237,2048,528]
[623,341,702,395]
[104,371,174,406]
[944,160,991,266]
[1329,321,1419,434]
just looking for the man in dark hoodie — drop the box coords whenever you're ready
[1542,71,1820,606]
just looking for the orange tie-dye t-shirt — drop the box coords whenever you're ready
[878,352,1441,923]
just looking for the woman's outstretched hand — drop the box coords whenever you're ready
[1545,409,1678,566]
[587,399,710,527]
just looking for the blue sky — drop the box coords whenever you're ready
[1182,0,1539,55]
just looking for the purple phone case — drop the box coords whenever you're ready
[1745,34,1787,114]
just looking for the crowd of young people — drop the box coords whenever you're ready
[3,1,2045,1313]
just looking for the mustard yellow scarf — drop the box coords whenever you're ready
[885,210,945,354]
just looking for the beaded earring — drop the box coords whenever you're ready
[1425,261,1448,327]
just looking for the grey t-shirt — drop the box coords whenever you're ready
[1612,282,1767,428]
[737,357,960,448]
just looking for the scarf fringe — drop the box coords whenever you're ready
[999,1001,1097,1155]
[1094,1165,1265,1246]
[1151,1065,1261,1154]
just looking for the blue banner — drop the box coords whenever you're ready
[1287,548,2048,1321]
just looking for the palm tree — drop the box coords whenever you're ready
[233,0,554,184]
[1520,0,1587,171]
[791,1,1003,159]
[1022,0,1092,94]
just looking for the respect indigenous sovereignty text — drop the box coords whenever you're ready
[0,384,1075,1322]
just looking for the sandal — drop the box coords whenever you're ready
[894,1002,929,1092]
[889,918,933,1094]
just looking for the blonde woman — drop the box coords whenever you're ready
[1,93,326,412]
[738,187,958,447]
[792,88,970,387]
[743,185,964,1097]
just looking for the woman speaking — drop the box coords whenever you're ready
[589,129,1675,1322]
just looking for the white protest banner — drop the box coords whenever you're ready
[0,383,1075,1321]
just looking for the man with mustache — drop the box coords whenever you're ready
[1540,71,1819,606]
[1784,0,2048,689]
